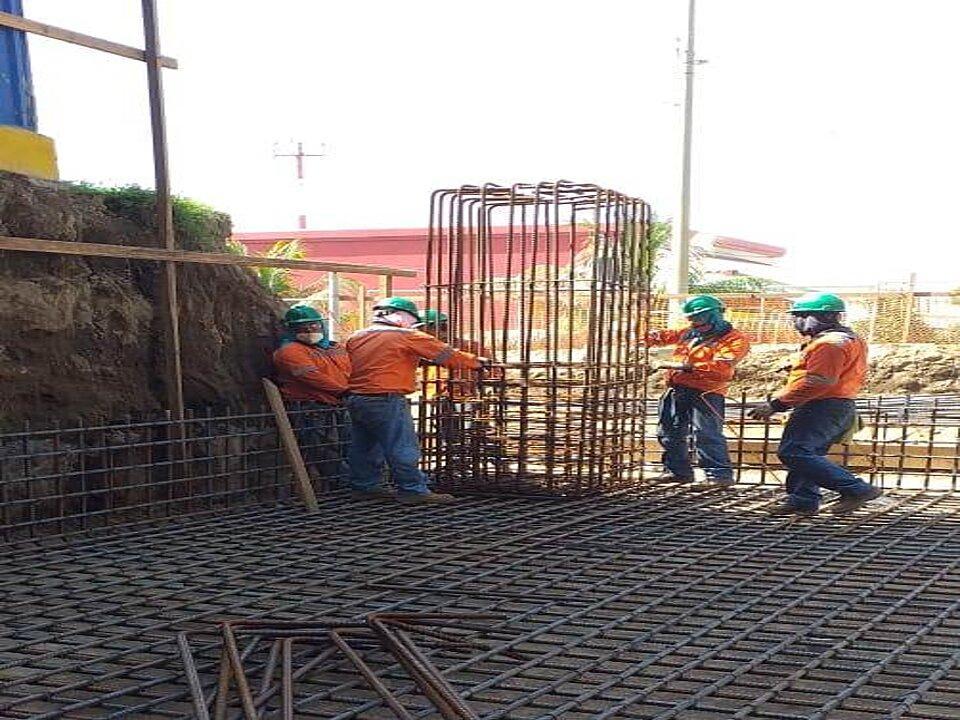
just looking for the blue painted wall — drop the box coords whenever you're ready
[0,0,37,129]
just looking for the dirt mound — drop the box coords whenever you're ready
[725,344,960,399]
[0,171,285,425]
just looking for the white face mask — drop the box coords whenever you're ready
[376,310,419,329]
[296,332,323,345]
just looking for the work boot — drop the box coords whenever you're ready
[350,487,396,501]
[768,501,818,517]
[649,472,695,484]
[397,491,457,505]
[831,486,883,515]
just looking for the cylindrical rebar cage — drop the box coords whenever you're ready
[420,181,654,496]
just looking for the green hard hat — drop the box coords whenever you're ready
[421,309,448,325]
[373,296,422,322]
[284,305,324,326]
[789,292,846,313]
[682,294,725,317]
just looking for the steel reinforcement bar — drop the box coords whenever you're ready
[1,485,958,718]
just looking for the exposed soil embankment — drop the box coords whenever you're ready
[0,172,285,425]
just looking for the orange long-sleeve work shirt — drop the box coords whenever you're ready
[645,327,751,396]
[273,341,351,405]
[347,324,482,395]
[424,338,495,400]
[774,329,867,408]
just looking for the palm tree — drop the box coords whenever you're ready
[227,238,305,296]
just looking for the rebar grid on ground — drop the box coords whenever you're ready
[1,486,959,719]
[420,181,654,497]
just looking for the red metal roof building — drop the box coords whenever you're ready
[231,228,786,293]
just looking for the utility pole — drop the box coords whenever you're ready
[671,0,697,303]
[273,140,325,229]
[272,141,340,338]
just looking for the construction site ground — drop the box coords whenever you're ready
[2,484,959,720]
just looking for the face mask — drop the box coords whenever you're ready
[793,314,834,336]
[376,311,419,329]
[688,308,722,331]
[296,332,323,345]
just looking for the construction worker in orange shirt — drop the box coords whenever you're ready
[749,292,882,516]
[646,295,751,486]
[273,305,351,485]
[345,297,488,504]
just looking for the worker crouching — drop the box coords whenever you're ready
[749,292,883,516]
[273,306,352,487]
[345,297,488,504]
[646,295,751,486]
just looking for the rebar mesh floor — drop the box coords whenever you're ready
[2,485,960,720]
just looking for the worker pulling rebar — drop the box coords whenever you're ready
[644,294,751,486]
[342,296,490,504]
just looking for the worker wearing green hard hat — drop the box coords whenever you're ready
[273,304,352,484]
[372,296,423,324]
[644,294,751,486]
[749,291,882,516]
[419,308,449,330]
[343,296,489,505]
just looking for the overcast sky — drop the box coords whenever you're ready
[22,0,960,289]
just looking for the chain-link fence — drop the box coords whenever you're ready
[650,292,960,344]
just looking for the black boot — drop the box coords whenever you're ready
[831,486,883,515]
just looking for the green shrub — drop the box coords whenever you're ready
[69,183,230,251]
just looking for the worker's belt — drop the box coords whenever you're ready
[344,392,404,398]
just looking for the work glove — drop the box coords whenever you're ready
[656,362,693,372]
[748,401,785,420]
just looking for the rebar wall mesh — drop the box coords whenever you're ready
[421,181,654,497]
[0,405,348,541]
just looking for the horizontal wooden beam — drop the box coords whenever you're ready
[0,11,178,69]
[0,235,418,277]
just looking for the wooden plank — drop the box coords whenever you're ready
[327,272,340,341]
[0,10,178,69]
[142,0,184,420]
[0,235,418,276]
[380,274,395,297]
[357,284,367,327]
[262,379,320,512]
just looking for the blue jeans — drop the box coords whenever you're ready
[657,386,733,481]
[778,398,874,510]
[291,403,351,489]
[344,394,430,495]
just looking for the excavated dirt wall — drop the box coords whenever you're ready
[0,172,285,426]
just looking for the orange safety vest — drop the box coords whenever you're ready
[273,341,351,405]
[775,329,867,407]
[646,327,751,396]
[347,324,481,395]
